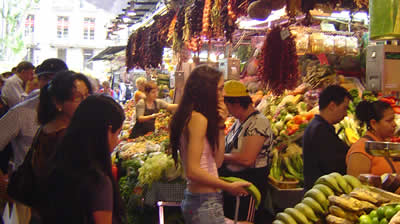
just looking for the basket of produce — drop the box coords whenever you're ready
[268,175,299,189]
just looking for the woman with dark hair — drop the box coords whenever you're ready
[130,81,177,138]
[346,100,399,177]
[220,80,273,223]
[42,95,125,224]
[170,65,250,224]
[31,71,92,220]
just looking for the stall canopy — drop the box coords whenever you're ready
[89,46,126,61]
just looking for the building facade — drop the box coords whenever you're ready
[21,0,124,75]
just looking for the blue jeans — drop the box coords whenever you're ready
[181,190,225,224]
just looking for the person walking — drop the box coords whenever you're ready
[41,95,126,224]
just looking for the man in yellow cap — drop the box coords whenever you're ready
[220,80,273,223]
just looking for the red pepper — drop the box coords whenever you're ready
[380,98,396,105]
[393,106,400,114]
[112,164,118,182]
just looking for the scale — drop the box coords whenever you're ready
[366,141,400,173]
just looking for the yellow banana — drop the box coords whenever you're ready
[276,212,297,224]
[295,203,319,222]
[343,174,362,189]
[272,220,286,224]
[329,172,352,194]
[326,214,353,224]
[302,197,326,216]
[284,208,311,224]
[315,175,342,194]
[304,188,329,211]
[220,176,261,209]
[313,184,334,197]
[328,205,358,222]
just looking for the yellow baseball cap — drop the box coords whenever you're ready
[223,80,249,97]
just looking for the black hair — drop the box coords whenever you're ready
[170,65,222,164]
[49,95,126,223]
[38,71,93,125]
[224,96,253,109]
[318,85,352,110]
[356,100,392,128]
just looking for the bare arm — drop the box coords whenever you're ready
[186,112,249,195]
[224,135,265,167]
[347,152,371,177]
[166,104,178,112]
[92,211,112,224]
[214,129,225,168]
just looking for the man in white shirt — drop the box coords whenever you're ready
[1,61,34,107]
[0,58,67,224]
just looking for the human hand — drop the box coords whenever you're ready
[152,113,163,119]
[217,101,228,125]
[226,181,250,197]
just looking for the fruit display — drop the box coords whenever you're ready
[273,172,400,224]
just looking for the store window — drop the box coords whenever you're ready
[57,16,69,39]
[24,15,34,37]
[83,18,95,40]
[83,49,93,70]
[57,48,67,62]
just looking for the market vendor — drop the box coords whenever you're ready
[219,80,273,223]
[134,77,146,104]
[303,85,351,191]
[347,100,399,177]
[129,81,177,138]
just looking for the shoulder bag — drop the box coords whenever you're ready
[7,127,42,206]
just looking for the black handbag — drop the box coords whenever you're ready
[7,127,42,206]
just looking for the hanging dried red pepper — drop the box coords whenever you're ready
[202,0,212,37]
[258,26,299,95]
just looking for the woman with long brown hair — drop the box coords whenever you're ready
[170,65,249,224]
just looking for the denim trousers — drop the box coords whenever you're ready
[181,190,225,224]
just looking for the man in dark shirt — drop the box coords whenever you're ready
[303,85,352,191]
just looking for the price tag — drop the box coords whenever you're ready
[280,29,290,40]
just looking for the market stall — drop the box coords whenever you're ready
[113,0,400,223]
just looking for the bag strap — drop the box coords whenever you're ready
[363,135,397,173]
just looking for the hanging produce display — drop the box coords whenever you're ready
[258,26,300,95]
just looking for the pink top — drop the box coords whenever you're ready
[180,136,219,185]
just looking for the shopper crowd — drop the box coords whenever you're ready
[0,61,397,224]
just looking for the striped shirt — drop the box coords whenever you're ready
[0,95,39,169]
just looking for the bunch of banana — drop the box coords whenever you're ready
[273,172,366,224]
[219,176,261,209]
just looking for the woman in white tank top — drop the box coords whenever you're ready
[170,65,250,224]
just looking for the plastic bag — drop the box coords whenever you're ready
[2,203,19,224]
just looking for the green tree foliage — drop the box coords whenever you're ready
[0,0,40,61]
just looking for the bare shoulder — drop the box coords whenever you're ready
[188,111,207,132]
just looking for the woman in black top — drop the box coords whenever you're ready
[130,81,177,138]
[43,95,126,224]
